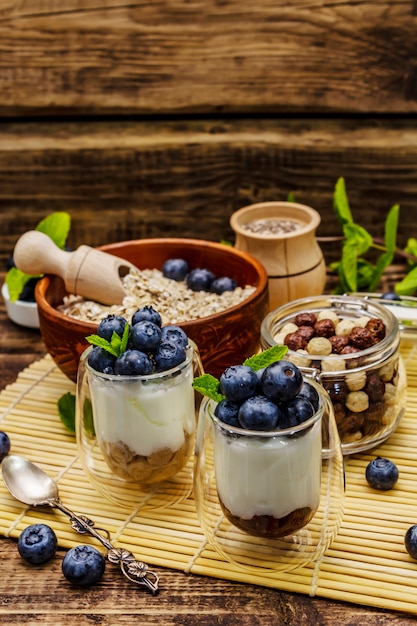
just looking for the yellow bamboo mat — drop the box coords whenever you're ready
[1,341,417,614]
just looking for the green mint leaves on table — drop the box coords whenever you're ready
[57,392,76,433]
[192,345,288,403]
[6,211,71,302]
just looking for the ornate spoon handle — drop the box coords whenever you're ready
[48,497,159,594]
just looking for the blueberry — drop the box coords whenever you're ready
[210,276,238,294]
[97,315,128,342]
[219,365,259,403]
[0,431,11,461]
[131,306,162,328]
[87,346,116,374]
[238,396,280,431]
[405,525,417,559]
[162,258,189,282]
[261,360,303,403]
[18,524,57,564]
[19,277,39,302]
[160,325,188,349]
[297,381,320,412]
[381,292,401,301]
[365,457,399,490]
[130,320,162,352]
[154,341,186,372]
[114,350,154,376]
[279,397,315,429]
[62,545,105,587]
[186,268,215,292]
[214,399,241,427]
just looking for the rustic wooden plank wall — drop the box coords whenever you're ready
[1,1,417,268]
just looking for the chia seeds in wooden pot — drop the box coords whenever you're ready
[230,201,326,310]
[260,295,407,455]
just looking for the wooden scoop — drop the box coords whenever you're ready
[13,230,137,305]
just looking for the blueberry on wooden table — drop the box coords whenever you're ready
[405,525,417,559]
[365,457,399,490]
[62,545,105,586]
[18,524,57,564]
[0,431,11,461]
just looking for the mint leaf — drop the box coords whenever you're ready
[384,204,399,253]
[192,346,289,402]
[243,345,288,370]
[57,392,76,433]
[192,374,224,403]
[83,397,95,437]
[395,266,417,296]
[6,211,71,302]
[5,267,41,302]
[36,212,71,249]
[333,177,353,225]
[86,323,130,357]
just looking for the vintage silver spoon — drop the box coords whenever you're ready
[1,454,159,594]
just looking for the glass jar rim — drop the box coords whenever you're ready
[82,343,194,382]
[204,378,324,439]
[260,295,400,373]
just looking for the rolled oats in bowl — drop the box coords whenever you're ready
[260,295,407,455]
[58,267,256,325]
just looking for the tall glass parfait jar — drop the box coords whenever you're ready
[76,342,203,510]
[194,379,345,574]
[260,295,407,455]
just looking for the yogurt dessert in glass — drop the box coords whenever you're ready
[211,397,322,538]
[76,306,202,507]
[193,350,345,572]
[88,346,196,485]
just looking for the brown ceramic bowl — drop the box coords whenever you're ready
[35,238,269,382]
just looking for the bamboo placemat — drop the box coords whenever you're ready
[1,340,417,614]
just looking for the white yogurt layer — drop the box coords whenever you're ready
[88,359,195,457]
[214,418,322,520]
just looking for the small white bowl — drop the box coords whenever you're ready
[1,282,40,329]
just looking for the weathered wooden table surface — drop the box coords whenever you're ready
[0,271,415,626]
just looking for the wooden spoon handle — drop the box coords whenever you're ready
[13,230,71,278]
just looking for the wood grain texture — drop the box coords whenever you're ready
[1,117,417,269]
[1,1,417,115]
[1,275,417,625]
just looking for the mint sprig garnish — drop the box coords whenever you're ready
[243,345,288,371]
[192,345,288,402]
[86,322,130,357]
[192,373,224,403]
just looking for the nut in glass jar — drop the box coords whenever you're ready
[260,295,407,454]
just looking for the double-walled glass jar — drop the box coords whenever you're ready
[260,295,407,454]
